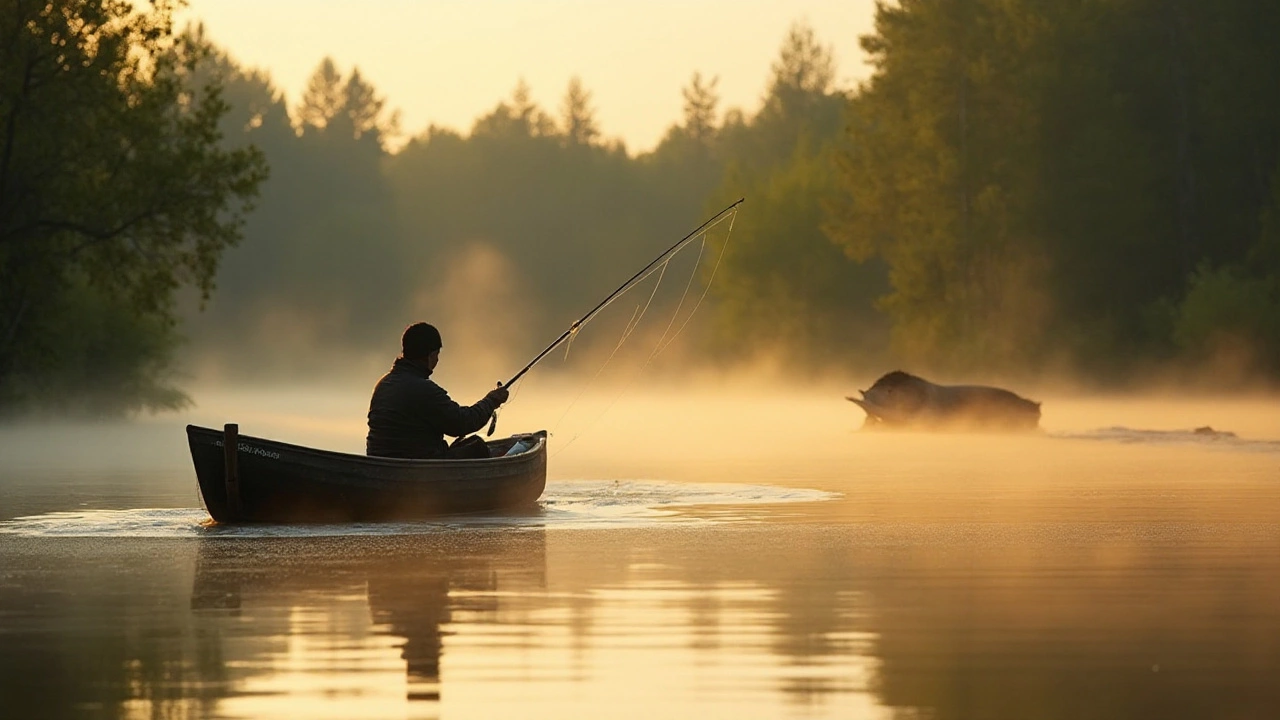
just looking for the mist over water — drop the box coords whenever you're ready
[2,383,1279,718]
[7,0,1280,714]
[3,379,1279,516]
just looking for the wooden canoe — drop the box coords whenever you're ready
[187,424,548,523]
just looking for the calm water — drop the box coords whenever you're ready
[2,385,1279,719]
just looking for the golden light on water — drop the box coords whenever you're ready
[218,603,412,720]
[3,384,1279,718]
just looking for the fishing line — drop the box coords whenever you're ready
[642,235,708,366]
[501,199,742,387]
[488,198,744,437]
[551,254,673,433]
[549,214,739,456]
[649,208,737,359]
[607,258,672,352]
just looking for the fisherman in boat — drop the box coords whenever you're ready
[367,322,510,459]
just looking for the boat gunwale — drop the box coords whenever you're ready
[185,424,547,469]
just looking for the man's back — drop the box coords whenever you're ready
[366,358,495,459]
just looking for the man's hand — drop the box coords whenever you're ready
[485,386,510,407]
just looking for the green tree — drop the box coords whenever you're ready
[179,52,405,377]
[643,73,726,239]
[387,80,718,369]
[0,0,266,414]
[1174,166,1280,375]
[702,22,884,369]
[827,0,1280,382]
[829,1,1060,372]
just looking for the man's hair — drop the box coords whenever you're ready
[402,322,442,358]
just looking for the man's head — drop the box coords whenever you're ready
[401,322,442,365]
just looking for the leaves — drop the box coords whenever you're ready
[0,0,266,413]
[830,0,1280,379]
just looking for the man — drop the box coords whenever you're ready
[367,322,510,459]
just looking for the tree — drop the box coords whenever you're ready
[560,76,600,146]
[471,79,556,139]
[700,22,885,369]
[0,0,267,413]
[195,53,401,375]
[681,72,720,145]
[645,72,726,234]
[825,0,1280,381]
[297,57,399,148]
[296,57,344,132]
[510,78,557,137]
[827,1,1053,372]
[768,23,835,96]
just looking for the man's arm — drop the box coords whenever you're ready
[422,383,508,437]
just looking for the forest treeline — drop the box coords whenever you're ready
[3,0,1279,415]
[178,19,888,386]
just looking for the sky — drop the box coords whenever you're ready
[180,0,878,153]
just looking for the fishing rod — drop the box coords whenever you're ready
[486,197,744,436]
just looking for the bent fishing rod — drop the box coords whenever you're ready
[486,197,744,436]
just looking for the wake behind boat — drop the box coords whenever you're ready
[187,424,547,523]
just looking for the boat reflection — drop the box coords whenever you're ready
[189,529,547,716]
[3,524,1278,718]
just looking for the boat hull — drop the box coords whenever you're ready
[187,425,548,523]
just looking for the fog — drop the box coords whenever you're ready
[5,372,1278,486]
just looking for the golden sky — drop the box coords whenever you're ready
[181,0,876,152]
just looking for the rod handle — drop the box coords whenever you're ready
[485,382,502,437]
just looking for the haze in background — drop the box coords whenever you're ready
[181,0,877,153]
[8,1,1278,417]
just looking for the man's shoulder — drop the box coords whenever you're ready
[379,366,447,396]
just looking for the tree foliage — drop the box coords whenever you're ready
[828,0,1051,371]
[0,0,266,414]
[17,4,1276,405]
[830,0,1280,379]
[178,51,404,376]
[702,22,887,369]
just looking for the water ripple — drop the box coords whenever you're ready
[0,480,838,537]
[1051,426,1280,452]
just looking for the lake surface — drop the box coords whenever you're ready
[2,384,1279,719]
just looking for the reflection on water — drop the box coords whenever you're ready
[1,390,1279,718]
[189,533,548,719]
[2,523,1279,719]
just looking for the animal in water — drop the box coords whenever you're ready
[1193,426,1236,439]
[847,371,1041,430]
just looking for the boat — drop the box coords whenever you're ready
[187,424,548,523]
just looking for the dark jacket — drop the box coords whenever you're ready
[366,357,497,459]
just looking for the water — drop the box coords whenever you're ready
[2,385,1279,719]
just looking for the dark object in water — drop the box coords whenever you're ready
[1193,426,1237,439]
[847,371,1041,430]
[187,424,547,523]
